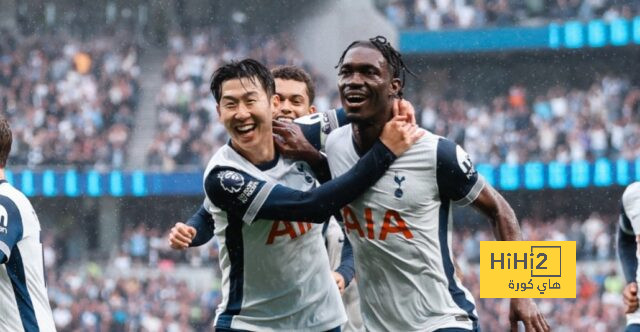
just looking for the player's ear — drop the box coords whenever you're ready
[308,105,317,114]
[390,78,401,98]
[216,105,222,122]
[271,94,280,109]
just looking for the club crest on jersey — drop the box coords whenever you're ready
[218,170,245,193]
[456,145,476,179]
[394,172,405,198]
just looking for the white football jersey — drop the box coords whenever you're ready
[203,145,346,331]
[326,126,484,331]
[0,180,56,332]
[324,218,364,332]
[620,182,640,325]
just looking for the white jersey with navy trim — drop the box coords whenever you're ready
[621,182,640,325]
[324,218,364,332]
[326,126,484,332]
[0,180,56,332]
[203,145,346,331]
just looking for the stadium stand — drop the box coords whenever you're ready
[413,74,640,164]
[0,29,140,169]
[379,0,640,30]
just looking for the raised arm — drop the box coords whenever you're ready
[619,183,640,313]
[208,118,423,224]
[434,138,548,332]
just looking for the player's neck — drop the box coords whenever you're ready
[232,140,276,166]
[352,110,391,154]
[0,169,4,181]
[352,122,385,154]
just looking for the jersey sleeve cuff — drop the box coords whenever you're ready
[243,182,276,224]
[620,216,635,235]
[453,175,485,206]
[0,241,10,262]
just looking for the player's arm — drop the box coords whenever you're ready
[618,205,638,283]
[0,198,23,264]
[208,118,422,224]
[169,205,215,250]
[273,120,332,183]
[187,205,215,247]
[335,233,355,287]
[435,138,549,332]
[620,184,640,313]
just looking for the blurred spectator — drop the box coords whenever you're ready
[0,29,140,169]
[379,0,640,30]
[414,75,640,165]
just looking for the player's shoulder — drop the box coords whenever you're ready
[622,182,640,208]
[203,144,247,178]
[326,125,352,149]
[401,129,441,158]
[0,182,30,209]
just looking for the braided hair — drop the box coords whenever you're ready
[336,36,416,98]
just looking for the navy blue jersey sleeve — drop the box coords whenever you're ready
[0,196,23,264]
[335,234,355,286]
[619,203,638,283]
[206,140,395,224]
[187,205,215,247]
[295,108,348,151]
[255,139,396,223]
[204,167,273,225]
[436,138,485,205]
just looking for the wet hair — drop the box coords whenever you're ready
[0,117,11,168]
[336,35,416,97]
[210,59,275,103]
[271,65,316,104]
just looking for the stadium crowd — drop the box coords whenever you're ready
[39,214,625,331]
[416,74,640,164]
[381,0,640,30]
[146,29,335,171]
[0,29,140,169]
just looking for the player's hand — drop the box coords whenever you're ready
[272,120,324,165]
[332,272,346,295]
[392,98,416,125]
[380,115,424,157]
[509,298,549,332]
[624,282,639,313]
[168,222,197,250]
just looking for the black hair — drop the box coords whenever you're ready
[0,117,11,168]
[210,59,276,103]
[336,35,416,98]
[271,65,316,104]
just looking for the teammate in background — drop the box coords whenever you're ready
[168,58,422,331]
[278,36,549,331]
[617,181,640,331]
[272,65,363,331]
[0,117,56,332]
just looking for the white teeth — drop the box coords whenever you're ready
[277,117,293,123]
[236,124,255,133]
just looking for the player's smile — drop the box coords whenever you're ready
[343,89,370,109]
[275,115,294,123]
